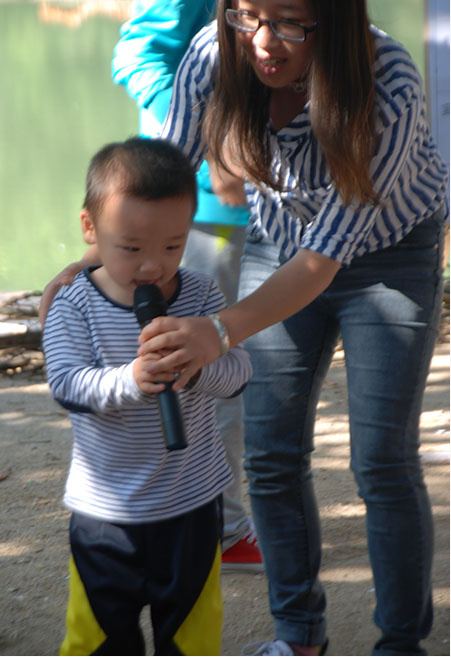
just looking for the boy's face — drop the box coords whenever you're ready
[81,192,193,304]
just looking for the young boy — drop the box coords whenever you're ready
[42,137,252,656]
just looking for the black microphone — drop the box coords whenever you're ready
[133,284,187,451]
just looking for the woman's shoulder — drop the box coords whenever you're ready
[372,26,422,87]
[186,20,218,57]
[371,26,424,125]
[180,19,219,88]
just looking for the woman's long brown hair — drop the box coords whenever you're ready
[203,0,377,204]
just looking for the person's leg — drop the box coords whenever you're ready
[145,498,223,656]
[214,393,249,549]
[60,514,146,656]
[239,231,336,647]
[331,210,446,656]
[182,225,253,550]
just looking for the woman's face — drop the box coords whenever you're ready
[231,0,316,89]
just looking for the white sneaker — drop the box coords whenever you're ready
[242,640,295,656]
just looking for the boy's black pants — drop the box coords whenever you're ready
[60,498,222,656]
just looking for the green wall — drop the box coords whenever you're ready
[1,3,138,291]
[0,1,428,291]
[368,0,425,80]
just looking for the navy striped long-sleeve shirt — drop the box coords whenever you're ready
[43,267,252,524]
[161,22,448,265]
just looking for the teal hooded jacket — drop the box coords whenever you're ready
[112,0,249,227]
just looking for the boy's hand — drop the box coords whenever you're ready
[137,316,223,391]
[133,351,177,395]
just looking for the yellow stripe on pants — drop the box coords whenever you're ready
[60,557,107,656]
[173,543,223,656]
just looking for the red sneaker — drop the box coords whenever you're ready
[221,531,264,573]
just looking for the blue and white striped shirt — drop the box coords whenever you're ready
[161,22,448,265]
[43,267,252,524]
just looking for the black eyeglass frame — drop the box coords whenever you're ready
[225,9,318,43]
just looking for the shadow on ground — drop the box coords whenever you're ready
[0,346,449,656]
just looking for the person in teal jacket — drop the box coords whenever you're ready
[112,0,263,571]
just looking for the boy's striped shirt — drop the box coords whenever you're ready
[43,267,251,523]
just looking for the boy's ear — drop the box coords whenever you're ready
[80,209,97,245]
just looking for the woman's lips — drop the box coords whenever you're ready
[256,57,285,74]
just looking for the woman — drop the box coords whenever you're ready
[138,0,448,655]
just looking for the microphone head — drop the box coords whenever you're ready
[133,284,167,327]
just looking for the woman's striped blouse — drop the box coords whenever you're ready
[161,22,448,266]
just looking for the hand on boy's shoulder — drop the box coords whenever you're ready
[39,261,85,328]
[39,245,101,328]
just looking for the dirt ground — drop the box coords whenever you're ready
[0,308,449,656]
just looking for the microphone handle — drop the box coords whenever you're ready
[157,384,188,450]
[133,284,187,451]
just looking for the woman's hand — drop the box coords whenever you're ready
[137,316,223,391]
[137,249,341,392]
[208,160,247,207]
[39,246,100,328]
[206,140,247,207]
[39,260,87,327]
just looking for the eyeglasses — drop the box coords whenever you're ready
[225,9,317,43]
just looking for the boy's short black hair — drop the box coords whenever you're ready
[83,137,197,219]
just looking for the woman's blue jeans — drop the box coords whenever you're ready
[238,207,446,656]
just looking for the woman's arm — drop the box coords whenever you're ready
[138,248,341,390]
[222,249,340,344]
